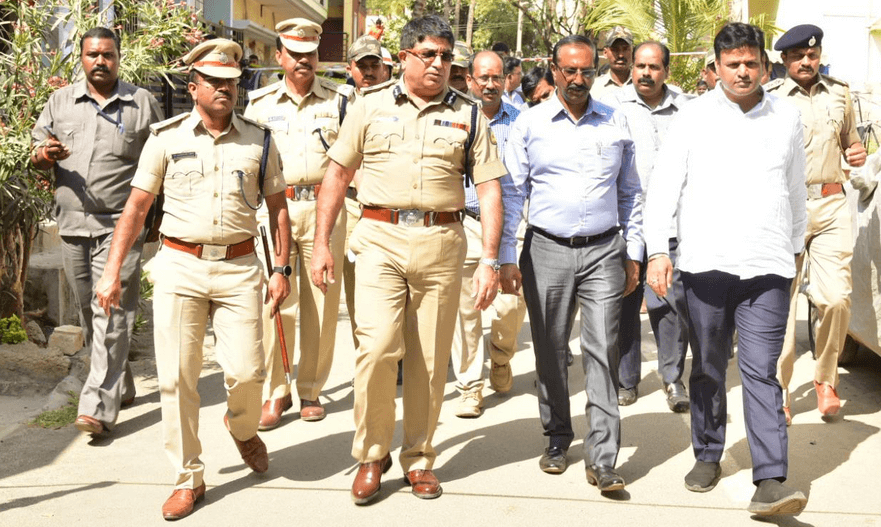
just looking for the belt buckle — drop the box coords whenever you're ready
[398,209,424,226]
[807,184,823,200]
[294,185,315,201]
[201,244,227,261]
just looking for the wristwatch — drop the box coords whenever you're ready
[272,265,293,277]
[479,258,501,272]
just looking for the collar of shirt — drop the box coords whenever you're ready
[488,101,517,125]
[183,108,243,138]
[279,76,331,104]
[781,73,830,97]
[391,78,459,109]
[712,84,772,117]
[599,72,632,88]
[617,83,682,113]
[72,78,134,107]
[544,91,611,124]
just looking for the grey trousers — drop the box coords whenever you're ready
[520,228,625,468]
[62,231,143,428]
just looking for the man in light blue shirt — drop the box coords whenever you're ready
[451,50,526,418]
[505,34,642,492]
[602,41,692,413]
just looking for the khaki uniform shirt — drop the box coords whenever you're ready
[328,80,507,212]
[591,72,632,101]
[244,77,354,185]
[32,80,163,236]
[131,110,285,245]
[767,74,861,185]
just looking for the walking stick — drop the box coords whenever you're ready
[260,225,292,384]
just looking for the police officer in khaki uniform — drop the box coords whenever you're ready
[591,26,634,100]
[245,18,355,429]
[95,39,291,520]
[342,36,391,349]
[311,14,507,504]
[768,25,867,424]
[449,41,472,92]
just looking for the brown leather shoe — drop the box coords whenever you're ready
[300,399,326,421]
[258,393,293,431]
[162,482,206,520]
[352,453,392,505]
[815,381,840,416]
[224,414,269,473]
[405,469,443,499]
[74,415,107,435]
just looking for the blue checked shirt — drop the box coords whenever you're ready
[464,101,522,264]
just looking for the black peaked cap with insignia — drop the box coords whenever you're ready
[774,24,823,51]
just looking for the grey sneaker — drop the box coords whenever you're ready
[747,479,807,516]
[684,460,721,492]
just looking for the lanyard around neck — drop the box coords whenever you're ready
[89,99,124,134]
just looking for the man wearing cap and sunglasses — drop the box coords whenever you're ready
[767,24,867,425]
[311,14,506,504]
[245,18,356,430]
[95,38,291,520]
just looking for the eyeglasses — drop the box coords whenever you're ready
[404,48,454,64]
[475,75,504,85]
[198,77,238,89]
[558,67,597,80]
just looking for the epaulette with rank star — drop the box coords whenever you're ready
[149,112,188,135]
[318,77,356,99]
[447,87,477,105]
[238,114,268,130]
[363,78,396,96]
[821,74,850,88]
[246,81,283,102]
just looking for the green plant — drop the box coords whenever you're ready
[133,269,154,335]
[0,313,27,343]
[0,0,201,321]
[31,391,79,429]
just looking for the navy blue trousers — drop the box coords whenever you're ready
[682,271,790,483]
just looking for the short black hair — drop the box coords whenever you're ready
[468,50,503,76]
[551,34,597,68]
[633,41,670,68]
[521,65,548,100]
[491,42,510,54]
[400,14,454,51]
[696,79,708,88]
[80,27,120,53]
[714,22,765,60]
[503,56,521,76]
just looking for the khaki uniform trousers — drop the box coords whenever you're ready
[451,215,527,393]
[151,247,266,490]
[779,193,852,406]
[257,198,346,402]
[343,196,361,348]
[349,218,466,471]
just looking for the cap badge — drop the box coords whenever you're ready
[808,35,816,46]
[218,52,229,64]
[297,29,305,37]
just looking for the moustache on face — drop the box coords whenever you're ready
[482,88,499,97]
[638,77,655,86]
[566,83,588,93]
[92,65,111,74]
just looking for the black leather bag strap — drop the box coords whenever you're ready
[464,103,478,188]
[259,128,270,193]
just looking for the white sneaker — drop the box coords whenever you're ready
[454,390,483,418]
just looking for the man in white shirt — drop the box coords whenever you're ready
[645,23,808,517]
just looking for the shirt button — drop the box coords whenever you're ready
[415,134,420,140]
[214,192,219,197]
[413,184,417,189]
[214,166,219,171]
[213,220,218,225]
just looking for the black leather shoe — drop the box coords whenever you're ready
[665,381,690,413]
[585,464,625,492]
[538,446,568,474]
[617,386,638,406]
[747,479,807,516]
[684,460,721,492]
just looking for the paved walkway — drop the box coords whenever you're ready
[1,295,880,526]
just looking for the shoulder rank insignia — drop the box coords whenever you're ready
[149,112,188,135]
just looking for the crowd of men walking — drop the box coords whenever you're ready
[29,11,865,522]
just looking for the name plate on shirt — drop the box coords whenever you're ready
[171,152,197,160]
[433,119,469,132]
[371,116,399,123]
[266,116,289,133]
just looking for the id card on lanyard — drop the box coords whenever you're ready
[90,99,124,134]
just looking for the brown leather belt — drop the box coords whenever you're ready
[285,184,321,201]
[361,206,464,227]
[807,182,843,200]
[162,236,255,261]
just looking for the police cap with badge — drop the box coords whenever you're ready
[182,38,243,79]
[605,26,633,48]
[774,24,823,52]
[277,18,322,53]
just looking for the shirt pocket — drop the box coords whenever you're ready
[111,129,140,160]
[426,125,467,162]
[165,155,205,198]
[59,124,81,154]
[312,117,339,153]
[227,153,263,207]
[597,141,623,176]
[364,122,404,159]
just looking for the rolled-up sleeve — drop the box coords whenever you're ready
[131,133,165,195]
[327,96,366,169]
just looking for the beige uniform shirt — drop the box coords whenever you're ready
[328,80,507,212]
[767,74,861,185]
[244,77,354,185]
[591,72,632,101]
[131,110,285,245]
